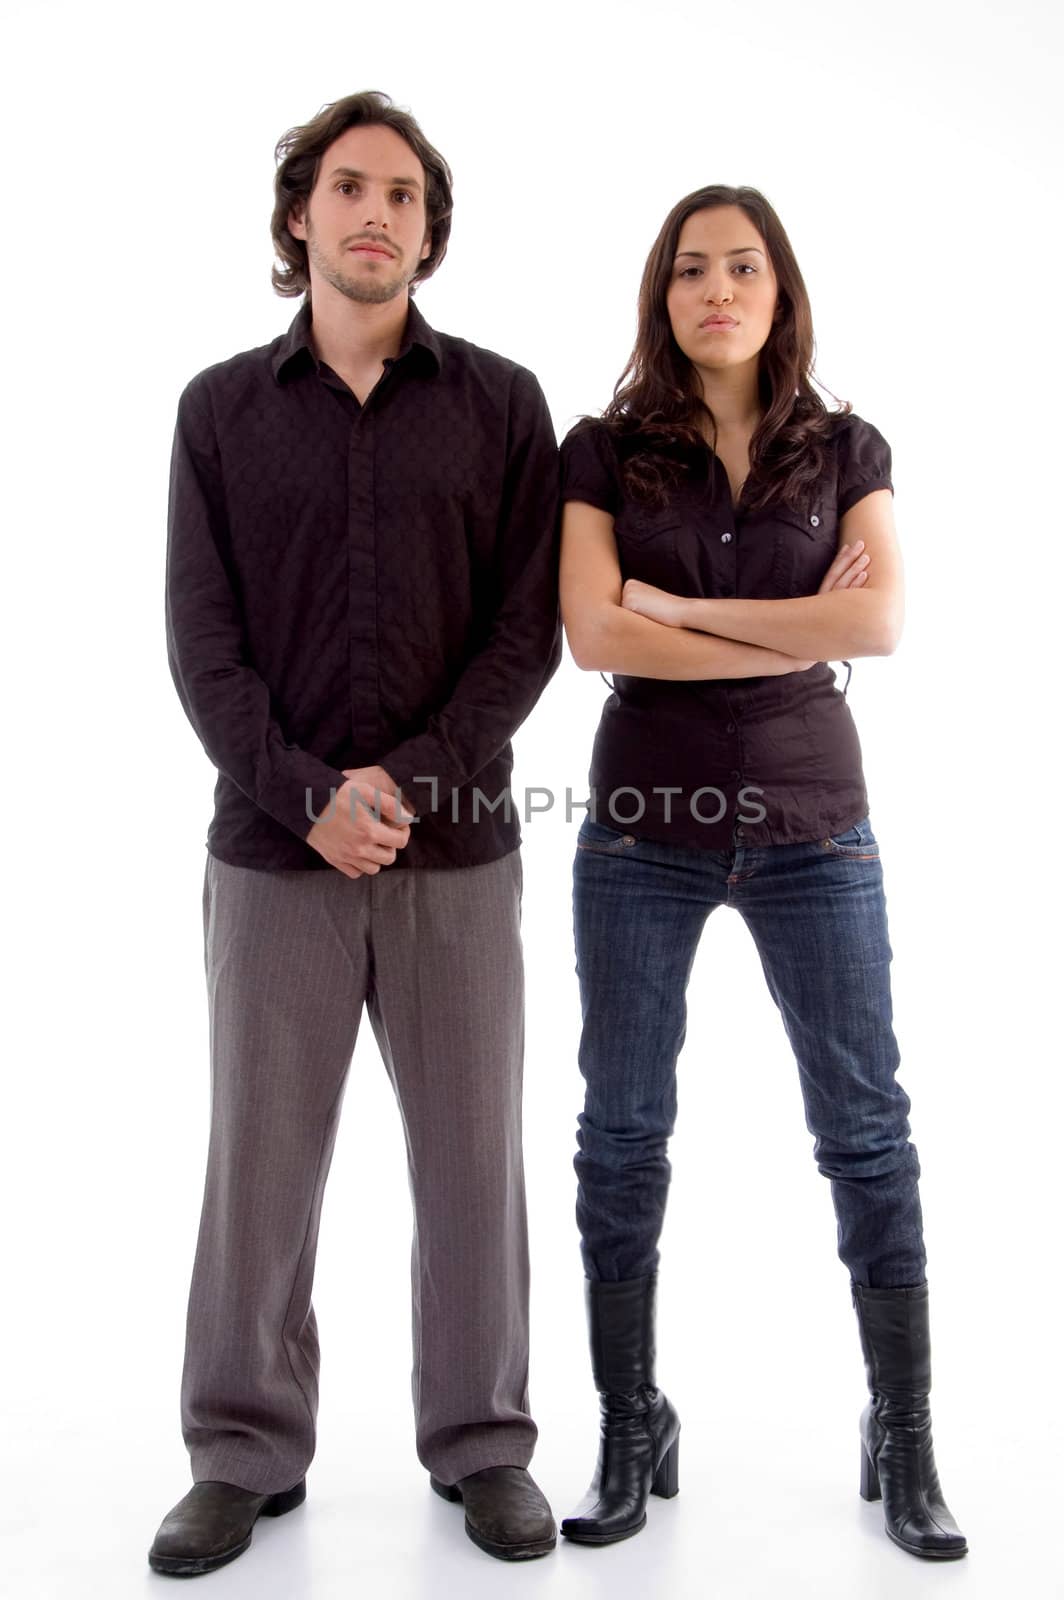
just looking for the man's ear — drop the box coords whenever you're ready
[289,203,306,241]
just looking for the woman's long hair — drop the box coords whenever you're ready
[579,185,852,514]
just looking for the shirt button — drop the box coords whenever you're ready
[721,531,733,543]
[726,722,735,733]
[810,514,820,527]
[730,769,740,780]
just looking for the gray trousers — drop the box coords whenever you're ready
[179,847,535,1493]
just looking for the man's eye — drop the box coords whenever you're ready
[393,191,413,203]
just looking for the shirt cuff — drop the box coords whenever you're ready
[377,734,461,817]
[259,755,352,840]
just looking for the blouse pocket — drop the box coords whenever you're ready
[769,500,840,597]
[617,501,683,540]
[613,502,683,582]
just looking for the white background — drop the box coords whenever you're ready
[3,0,1062,1595]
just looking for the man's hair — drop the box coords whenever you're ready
[270,90,453,299]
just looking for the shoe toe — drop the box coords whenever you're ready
[453,1467,556,1558]
[894,1506,968,1559]
[148,1481,267,1568]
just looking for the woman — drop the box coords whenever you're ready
[556,186,967,1560]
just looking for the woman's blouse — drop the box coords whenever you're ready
[558,412,894,850]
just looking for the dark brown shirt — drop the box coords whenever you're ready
[165,297,562,870]
[559,413,894,849]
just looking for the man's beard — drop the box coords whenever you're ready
[307,232,409,305]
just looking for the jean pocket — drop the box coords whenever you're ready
[822,815,879,857]
[576,818,639,856]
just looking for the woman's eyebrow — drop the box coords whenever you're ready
[674,246,766,260]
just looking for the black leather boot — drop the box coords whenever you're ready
[147,1477,306,1576]
[560,1272,680,1545]
[852,1280,968,1559]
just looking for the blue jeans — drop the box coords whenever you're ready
[571,813,926,1288]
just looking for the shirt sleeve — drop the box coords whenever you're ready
[376,365,563,814]
[837,413,894,518]
[560,420,621,515]
[165,377,350,840]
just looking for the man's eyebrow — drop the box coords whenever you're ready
[674,246,766,260]
[327,166,423,192]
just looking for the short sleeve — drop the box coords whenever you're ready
[560,421,621,517]
[836,413,893,518]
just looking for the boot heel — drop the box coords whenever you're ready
[859,1441,881,1502]
[650,1433,680,1499]
[262,1479,307,1516]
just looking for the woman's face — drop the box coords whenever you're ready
[665,205,779,380]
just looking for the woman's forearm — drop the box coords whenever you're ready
[568,603,808,681]
[677,591,898,658]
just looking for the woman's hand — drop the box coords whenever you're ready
[623,537,871,626]
[618,542,872,675]
[818,539,870,594]
[620,578,689,627]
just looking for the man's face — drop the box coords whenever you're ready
[288,122,433,305]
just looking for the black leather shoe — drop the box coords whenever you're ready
[852,1280,968,1560]
[147,1477,306,1576]
[430,1466,556,1559]
[560,1273,680,1545]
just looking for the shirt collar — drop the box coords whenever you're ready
[271,295,443,384]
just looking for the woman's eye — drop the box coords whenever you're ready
[677,264,756,278]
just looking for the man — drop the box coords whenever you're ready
[149,90,561,1575]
